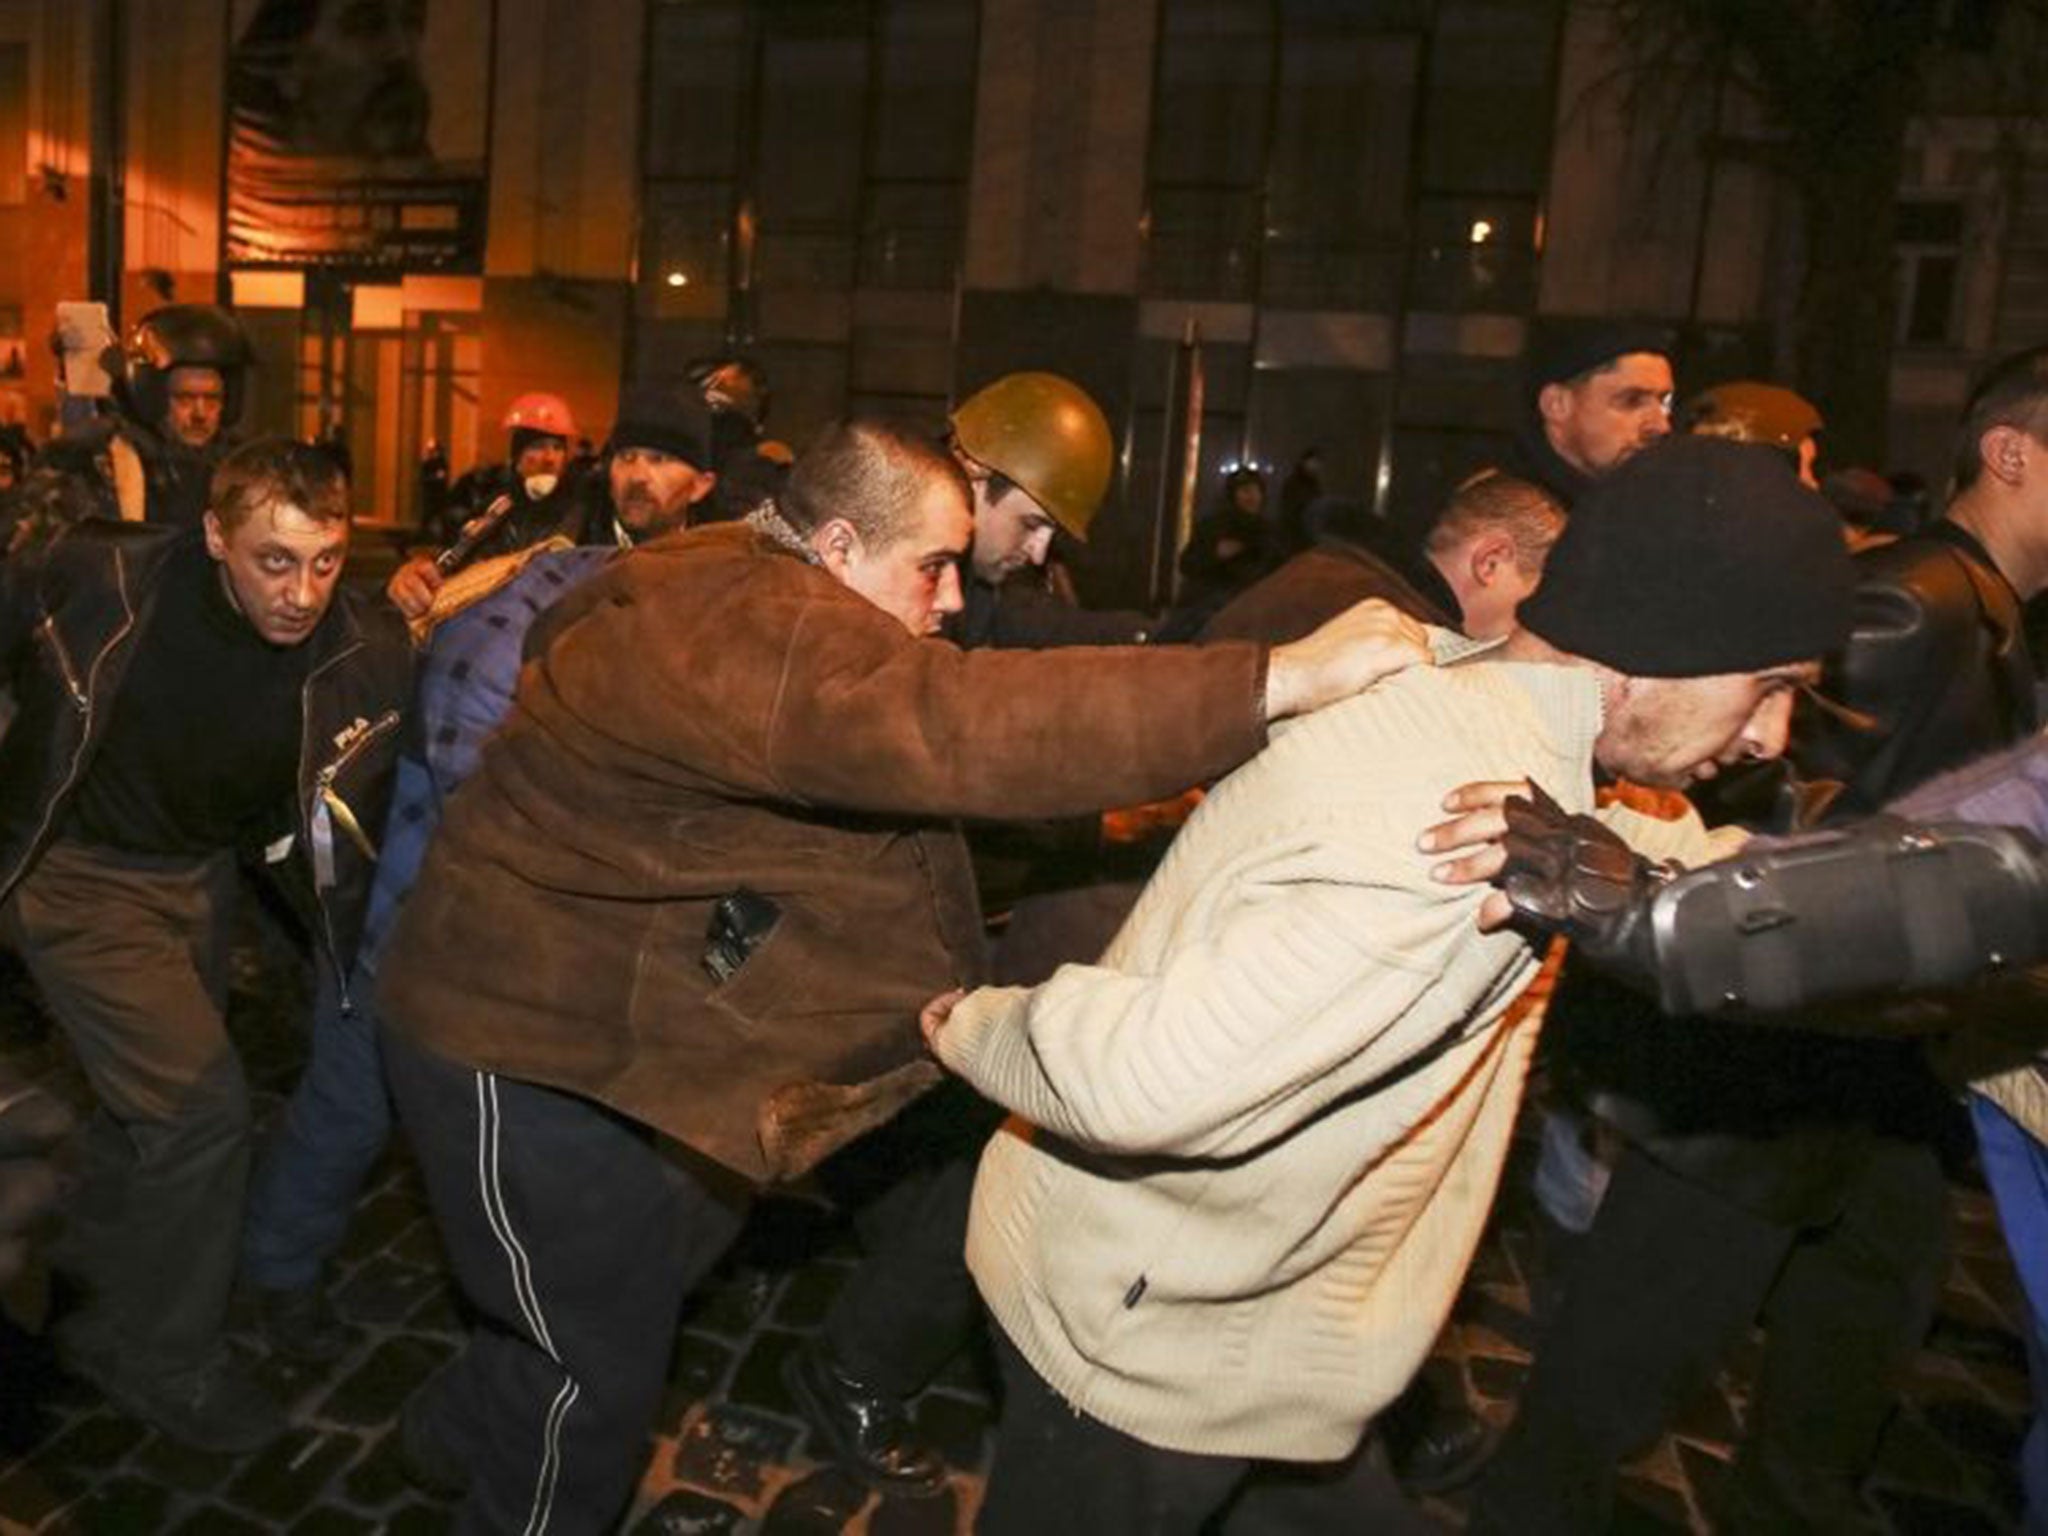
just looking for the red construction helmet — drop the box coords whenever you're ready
[502,392,577,441]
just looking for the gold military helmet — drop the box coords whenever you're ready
[1682,380,1824,450]
[949,371,1114,540]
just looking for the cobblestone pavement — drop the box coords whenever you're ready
[0,937,2032,1534]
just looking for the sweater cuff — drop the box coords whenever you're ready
[932,984,1033,1092]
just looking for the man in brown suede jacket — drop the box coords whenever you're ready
[375,419,1428,1533]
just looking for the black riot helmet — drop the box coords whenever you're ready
[116,304,252,436]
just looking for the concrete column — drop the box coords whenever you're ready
[121,0,225,308]
[481,0,644,444]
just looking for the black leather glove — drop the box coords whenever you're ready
[1497,782,1665,991]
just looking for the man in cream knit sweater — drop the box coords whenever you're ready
[921,437,1858,1533]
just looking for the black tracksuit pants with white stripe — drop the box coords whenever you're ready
[384,1027,748,1534]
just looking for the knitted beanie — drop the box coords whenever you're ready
[1518,436,1854,676]
[608,384,715,469]
[1525,319,1674,392]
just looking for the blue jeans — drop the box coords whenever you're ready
[240,963,392,1290]
[1533,1106,1611,1235]
[1970,1092,2048,1532]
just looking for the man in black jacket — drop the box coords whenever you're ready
[1471,345,2048,1533]
[1498,321,1676,1255]
[785,377,1152,1492]
[108,304,253,529]
[0,438,412,1453]
[1,306,253,545]
[1205,469,1563,648]
[1506,320,1675,508]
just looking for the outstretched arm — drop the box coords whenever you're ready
[927,818,1521,1158]
[1431,780,2048,1020]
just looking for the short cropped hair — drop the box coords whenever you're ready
[210,437,352,531]
[1427,469,1565,575]
[1954,345,2048,494]
[780,419,970,551]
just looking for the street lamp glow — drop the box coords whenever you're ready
[1469,219,1493,245]
[665,270,689,288]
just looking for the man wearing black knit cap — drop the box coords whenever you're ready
[387,386,718,618]
[1508,318,1675,506]
[582,383,721,548]
[1469,345,2048,1535]
[932,435,1853,1534]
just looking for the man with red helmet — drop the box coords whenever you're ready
[388,391,599,619]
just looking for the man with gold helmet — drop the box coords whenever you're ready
[944,370,1153,647]
[780,372,1151,1494]
[1682,379,1825,489]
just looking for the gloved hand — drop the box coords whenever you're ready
[1497,783,1665,988]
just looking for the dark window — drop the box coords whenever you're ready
[1143,0,1273,301]
[636,0,979,438]
[643,183,734,320]
[1262,31,1416,310]
[1896,198,1965,348]
[1420,0,1559,196]
[1408,197,1538,313]
[1897,200,1964,244]
[1903,252,1959,346]
[644,4,745,180]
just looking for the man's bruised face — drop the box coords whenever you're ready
[608,446,714,538]
[1595,664,1814,788]
[836,477,973,636]
[204,502,350,646]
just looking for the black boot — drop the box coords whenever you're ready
[782,1339,947,1495]
[1380,1375,1497,1497]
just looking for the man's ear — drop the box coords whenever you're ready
[201,510,229,562]
[1537,382,1573,426]
[688,469,719,506]
[1980,424,2031,488]
[811,517,861,578]
[1469,530,1514,586]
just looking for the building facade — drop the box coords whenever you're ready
[0,0,2040,605]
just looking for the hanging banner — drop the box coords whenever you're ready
[226,0,491,271]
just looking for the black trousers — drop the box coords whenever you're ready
[814,1080,998,1396]
[384,1028,748,1536]
[978,1329,1438,1536]
[1469,1133,1951,1534]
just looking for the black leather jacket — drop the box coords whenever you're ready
[1808,520,2036,813]
[0,523,414,994]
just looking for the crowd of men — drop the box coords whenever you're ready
[0,296,2046,1536]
